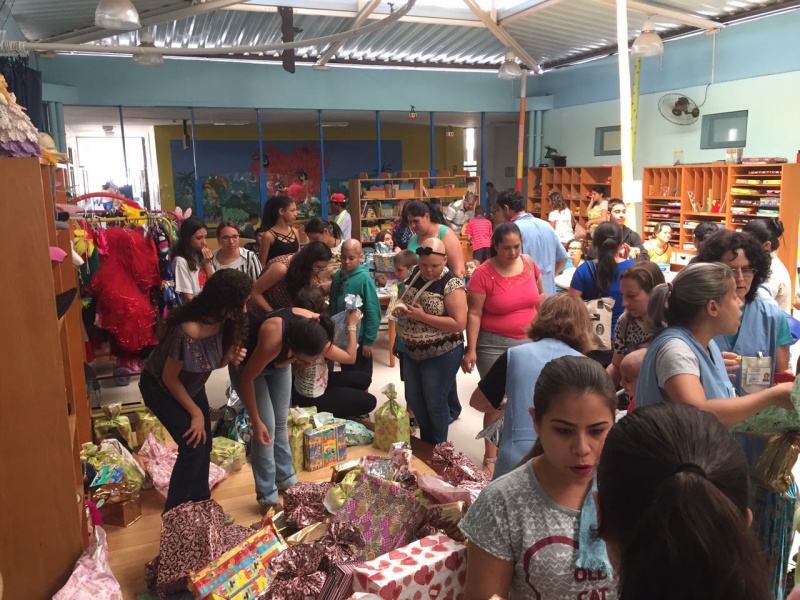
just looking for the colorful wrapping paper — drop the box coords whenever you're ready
[373,384,410,452]
[81,440,144,501]
[351,534,467,600]
[429,442,488,506]
[284,482,333,528]
[135,408,166,445]
[304,422,347,471]
[210,437,246,473]
[263,544,327,600]
[332,474,424,561]
[53,528,123,600]
[752,479,797,600]
[139,433,227,498]
[214,389,253,455]
[288,407,318,473]
[157,500,227,598]
[317,561,367,600]
[188,522,286,600]
[93,403,135,448]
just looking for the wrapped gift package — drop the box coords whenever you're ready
[101,497,142,528]
[210,437,246,474]
[188,521,286,600]
[93,403,135,448]
[332,474,424,560]
[317,560,366,600]
[53,528,123,600]
[134,408,166,448]
[139,433,227,498]
[351,535,467,600]
[288,406,318,472]
[284,482,333,528]
[303,421,347,471]
[373,384,410,452]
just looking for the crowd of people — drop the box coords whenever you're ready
[141,186,799,600]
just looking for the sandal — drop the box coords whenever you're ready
[482,455,497,479]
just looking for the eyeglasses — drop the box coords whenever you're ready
[729,266,757,277]
[568,246,583,251]
[219,235,240,242]
[415,247,447,257]
[312,264,328,271]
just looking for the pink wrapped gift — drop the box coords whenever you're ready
[351,534,467,600]
[53,528,123,600]
[139,433,227,498]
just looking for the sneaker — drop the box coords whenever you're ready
[449,414,459,425]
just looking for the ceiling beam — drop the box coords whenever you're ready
[315,0,381,68]
[42,0,248,44]
[498,0,567,27]
[593,0,723,30]
[461,0,540,70]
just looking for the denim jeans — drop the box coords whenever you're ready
[139,371,212,512]
[403,345,464,445]
[229,364,296,506]
[339,344,374,381]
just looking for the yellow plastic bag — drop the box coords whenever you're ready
[373,384,410,451]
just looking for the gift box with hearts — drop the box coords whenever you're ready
[350,534,467,600]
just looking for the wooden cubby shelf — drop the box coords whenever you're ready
[527,166,622,225]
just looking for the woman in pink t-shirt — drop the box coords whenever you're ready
[462,222,544,477]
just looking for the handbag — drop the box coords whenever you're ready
[583,262,615,352]
[571,211,587,241]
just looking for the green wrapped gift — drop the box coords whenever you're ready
[80,442,144,495]
[211,436,246,473]
[288,407,318,472]
[93,403,134,448]
[341,419,375,446]
[135,409,165,445]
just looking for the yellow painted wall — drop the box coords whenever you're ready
[155,124,465,209]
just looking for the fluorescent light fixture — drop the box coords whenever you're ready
[95,0,141,30]
[631,19,664,57]
[497,51,522,80]
[321,121,349,127]
[132,31,164,66]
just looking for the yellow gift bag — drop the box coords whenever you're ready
[373,383,410,451]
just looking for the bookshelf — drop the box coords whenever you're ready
[528,166,622,227]
[642,163,800,292]
[349,172,479,243]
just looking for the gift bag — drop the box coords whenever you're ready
[288,406,318,473]
[210,436,246,473]
[332,474,424,560]
[214,387,253,455]
[157,500,226,598]
[332,294,363,350]
[373,383,410,452]
[93,403,135,448]
[135,408,166,446]
[53,527,123,600]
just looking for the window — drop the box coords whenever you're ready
[464,127,477,175]
[700,110,748,149]
[594,126,621,156]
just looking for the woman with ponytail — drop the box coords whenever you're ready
[569,222,637,364]
[229,301,361,512]
[635,262,792,424]
[597,402,769,600]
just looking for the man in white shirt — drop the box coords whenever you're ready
[445,193,476,234]
[330,192,352,240]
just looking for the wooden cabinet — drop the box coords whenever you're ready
[642,163,800,291]
[0,158,90,598]
[349,172,479,243]
[528,166,622,226]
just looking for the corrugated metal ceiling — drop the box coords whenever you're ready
[8,0,799,70]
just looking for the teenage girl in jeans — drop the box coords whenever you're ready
[230,303,362,512]
[140,269,252,511]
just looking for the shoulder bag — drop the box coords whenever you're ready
[583,262,615,352]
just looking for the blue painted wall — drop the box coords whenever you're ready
[532,10,800,108]
[38,55,519,112]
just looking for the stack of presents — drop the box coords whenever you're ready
[57,384,488,599]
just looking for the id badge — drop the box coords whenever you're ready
[742,353,772,394]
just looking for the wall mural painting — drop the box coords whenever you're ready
[171,139,402,222]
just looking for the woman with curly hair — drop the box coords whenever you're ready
[139,269,252,511]
[547,191,573,244]
[468,293,597,479]
[250,241,332,312]
[693,229,792,395]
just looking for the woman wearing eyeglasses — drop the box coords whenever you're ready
[250,241,332,313]
[212,221,262,283]
[393,237,467,445]
[692,230,792,396]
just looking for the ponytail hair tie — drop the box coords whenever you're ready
[667,281,674,295]
[673,462,706,479]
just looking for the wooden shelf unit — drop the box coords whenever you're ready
[528,166,622,226]
[0,158,91,599]
[349,172,479,243]
[642,163,800,292]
